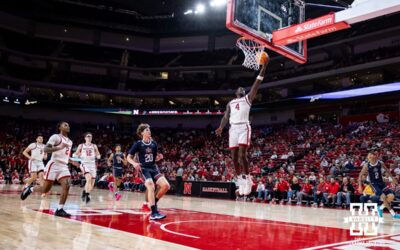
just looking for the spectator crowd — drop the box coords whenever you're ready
[0,117,399,208]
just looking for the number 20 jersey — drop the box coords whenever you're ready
[128,140,158,168]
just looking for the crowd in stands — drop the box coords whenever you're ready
[0,116,399,208]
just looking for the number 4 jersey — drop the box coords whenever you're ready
[229,94,251,125]
[128,140,158,168]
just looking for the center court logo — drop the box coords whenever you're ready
[344,203,383,236]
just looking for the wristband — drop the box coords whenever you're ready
[257,75,264,81]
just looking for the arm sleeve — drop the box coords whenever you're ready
[47,135,61,146]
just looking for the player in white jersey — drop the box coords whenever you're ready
[21,122,73,217]
[216,54,269,196]
[75,132,101,203]
[22,135,47,187]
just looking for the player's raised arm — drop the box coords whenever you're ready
[358,163,368,193]
[247,53,269,103]
[216,103,231,136]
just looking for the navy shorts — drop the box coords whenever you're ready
[142,167,163,182]
[372,183,393,196]
[113,168,123,178]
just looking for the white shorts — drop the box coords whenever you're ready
[28,160,45,173]
[229,123,251,149]
[81,163,97,178]
[44,160,71,181]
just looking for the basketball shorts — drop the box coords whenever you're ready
[142,167,163,182]
[113,167,123,178]
[44,160,70,181]
[81,162,96,178]
[372,182,394,196]
[29,160,45,173]
[229,123,251,149]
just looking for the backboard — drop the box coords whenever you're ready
[226,0,307,64]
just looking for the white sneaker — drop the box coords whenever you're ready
[244,175,253,195]
[238,177,245,196]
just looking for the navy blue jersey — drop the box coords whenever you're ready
[368,161,384,185]
[113,152,124,169]
[129,140,158,168]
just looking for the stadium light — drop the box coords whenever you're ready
[210,0,226,7]
[184,9,193,15]
[3,97,9,103]
[14,98,20,104]
[195,3,206,14]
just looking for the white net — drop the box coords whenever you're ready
[236,38,265,70]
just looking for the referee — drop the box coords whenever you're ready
[176,165,183,196]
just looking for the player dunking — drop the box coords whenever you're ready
[21,122,73,217]
[216,54,269,196]
[107,144,127,201]
[75,132,101,203]
[127,124,170,220]
[22,134,47,188]
[358,151,399,219]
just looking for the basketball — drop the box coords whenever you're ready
[259,51,268,65]
[256,51,268,65]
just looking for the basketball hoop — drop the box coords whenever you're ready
[236,37,265,70]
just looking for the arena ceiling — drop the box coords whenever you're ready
[1,0,356,35]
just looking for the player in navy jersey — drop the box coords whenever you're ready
[107,144,127,201]
[358,151,399,219]
[127,123,170,220]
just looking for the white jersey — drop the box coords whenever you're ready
[229,94,251,124]
[80,143,96,164]
[47,134,73,164]
[28,143,45,161]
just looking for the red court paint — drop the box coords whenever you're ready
[36,208,396,249]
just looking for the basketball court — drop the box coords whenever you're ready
[1,184,400,249]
